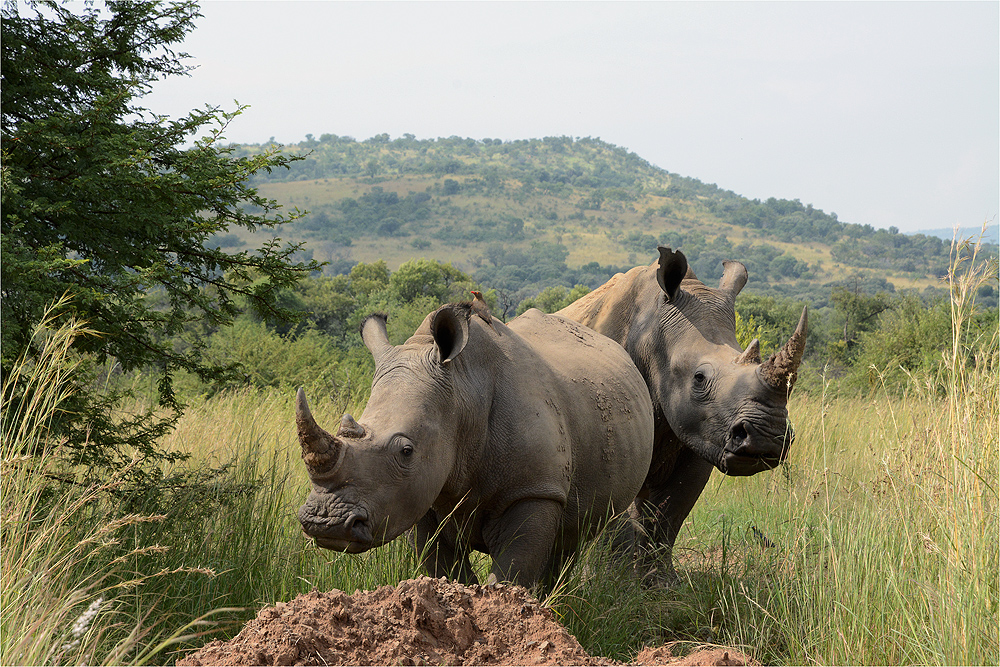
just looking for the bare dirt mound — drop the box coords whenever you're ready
[177,576,756,666]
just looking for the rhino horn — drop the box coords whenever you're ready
[338,413,365,439]
[759,306,808,392]
[360,313,392,365]
[735,338,761,365]
[295,387,344,478]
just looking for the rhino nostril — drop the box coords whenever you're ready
[731,423,749,445]
[344,511,371,540]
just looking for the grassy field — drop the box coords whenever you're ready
[2,269,995,665]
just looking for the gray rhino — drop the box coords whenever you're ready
[559,246,807,577]
[295,303,654,587]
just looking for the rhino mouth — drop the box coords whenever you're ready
[721,451,784,475]
[312,535,374,553]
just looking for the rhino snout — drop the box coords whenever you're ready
[721,419,793,476]
[298,501,375,553]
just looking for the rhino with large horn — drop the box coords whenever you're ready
[559,246,807,578]
[296,304,654,587]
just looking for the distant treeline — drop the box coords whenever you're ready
[165,256,997,405]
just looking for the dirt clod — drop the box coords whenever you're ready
[177,576,757,666]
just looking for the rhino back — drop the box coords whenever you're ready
[504,309,654,535]
[557,264,654,342]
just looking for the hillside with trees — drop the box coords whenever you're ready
[225,134,995,312]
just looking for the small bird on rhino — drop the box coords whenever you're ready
[470,290,499,335]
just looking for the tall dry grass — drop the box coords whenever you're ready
[665,234,998,664]
[0,303,422,665]
[0,300,222,665]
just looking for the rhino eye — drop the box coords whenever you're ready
[400,443,414,457]
[692,364,714,393]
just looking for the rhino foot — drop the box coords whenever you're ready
[640,563,682,589]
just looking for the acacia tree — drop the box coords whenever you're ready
[1,0,320,486]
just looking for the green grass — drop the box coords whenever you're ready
[3,248,995,665]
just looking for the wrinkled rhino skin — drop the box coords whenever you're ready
[559,246,807,576]
[296,304,654,588]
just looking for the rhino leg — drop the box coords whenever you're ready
[484,499,563,588]
[637,448,714,582]
[411,510,477,585]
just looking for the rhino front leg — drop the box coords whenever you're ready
[484,498,563,588]
[411,510,477,584]
[639,448,714,582]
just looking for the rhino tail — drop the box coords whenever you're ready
[759,306,808,392]
[296,387,344,478]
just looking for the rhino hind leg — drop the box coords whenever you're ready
[411,510,477,584]
[637,449,714,583]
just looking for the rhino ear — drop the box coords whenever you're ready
[656,246,687,302]
[430,305,469,365]
[360,313,392,365]
[718,261,748,299]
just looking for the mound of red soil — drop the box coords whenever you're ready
[176,576,756,666]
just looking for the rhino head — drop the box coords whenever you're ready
[644,246,807,476]
[296,308,471,552]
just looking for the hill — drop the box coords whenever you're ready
[909,224,999,245]
[224,134,993,307]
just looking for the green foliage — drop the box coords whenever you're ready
[291,274,358,340]
[349,260,391,297]
[830,284,894,349]
[844,294,953,392]
[842,238,1000,396]
[168,258,487,403]
[475,241,623,307]
[734,311,778,356]
[1,0,319,490]
[318,187,433,238]
[517,284,591,315]
[174,318,344,397]
[735,294,808,358]
[389,258,471,302]
[1,1,319,390]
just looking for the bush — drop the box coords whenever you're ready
[174,318,346,400]
[516,284,591,314]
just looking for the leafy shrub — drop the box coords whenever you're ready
[516,284,591,314]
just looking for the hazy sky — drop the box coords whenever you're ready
[143,1,999,234]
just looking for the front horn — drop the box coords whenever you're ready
[759,307,808,392]
[296,387,344,478]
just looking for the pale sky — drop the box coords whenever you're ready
[143,1,1000,234]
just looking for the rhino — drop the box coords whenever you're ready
[295,303,654,587]
[558,246,807,577]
